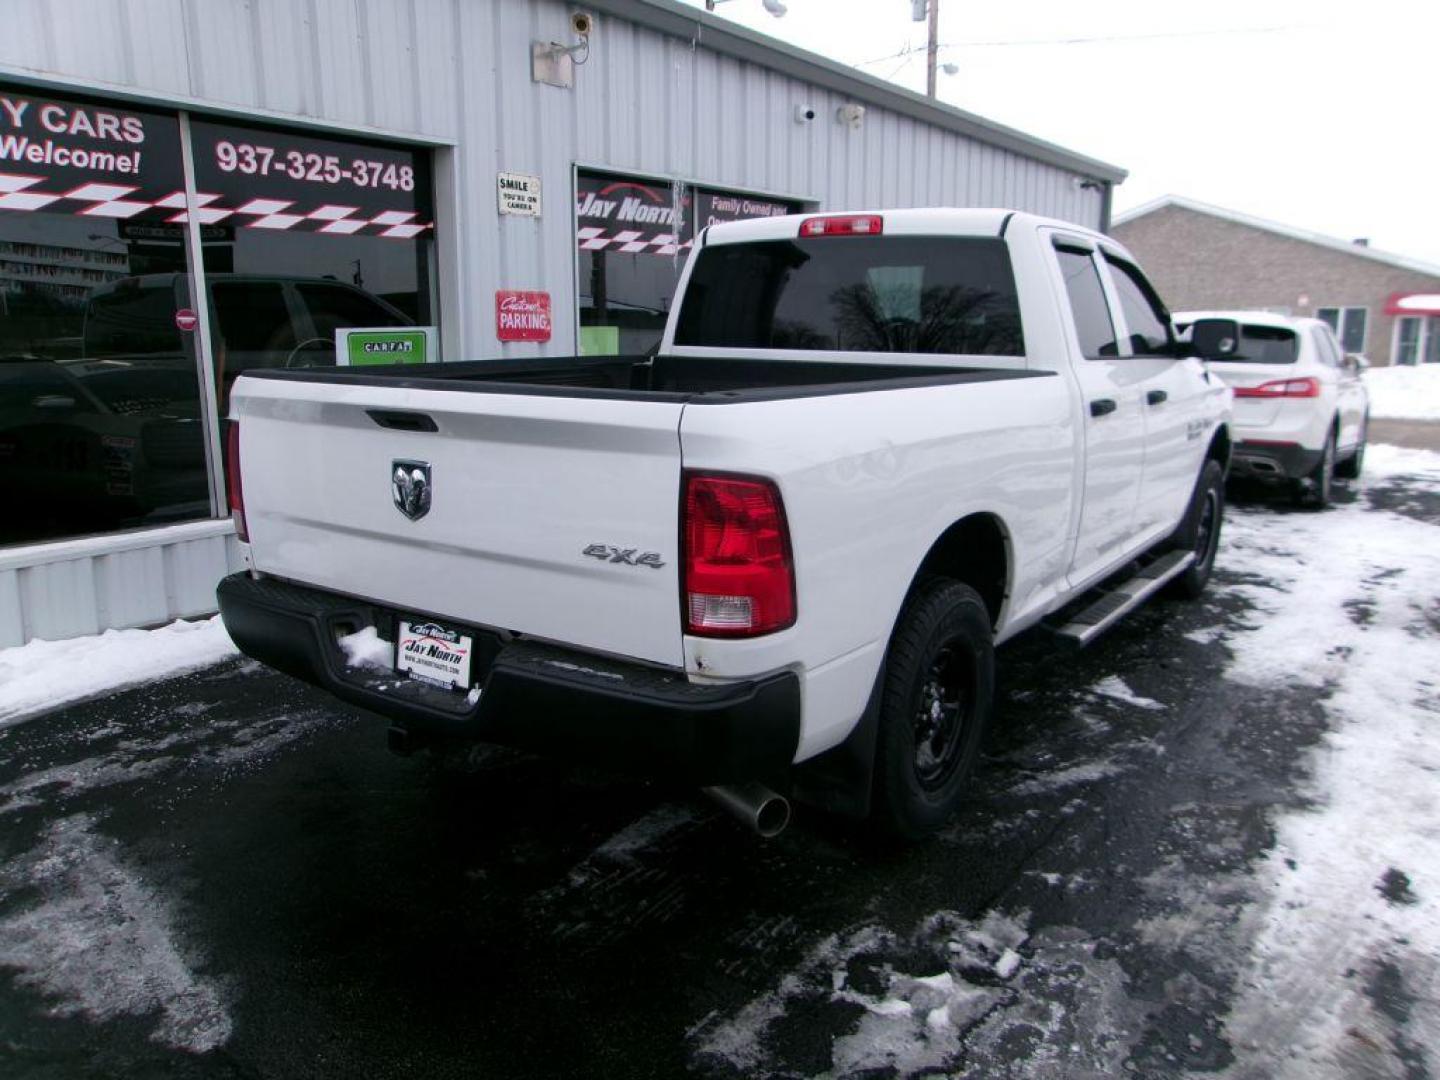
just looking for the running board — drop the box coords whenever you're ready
[1052,550,1195,647]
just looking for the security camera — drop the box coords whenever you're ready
[571,11,594,35]
[794,104,816,124]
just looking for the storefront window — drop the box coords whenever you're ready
[576,171,685,356]
[187,119,433,408]
[575,170,800,356]
[0,86,209,546]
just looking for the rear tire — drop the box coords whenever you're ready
[1165,459,1225,600]
[1335,416,1367,480]
[870,580,995,842]
[1295,429,1335,509]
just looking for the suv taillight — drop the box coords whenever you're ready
[225,422,248,542]
[683,472,795,637]
[1234,377,1321,399]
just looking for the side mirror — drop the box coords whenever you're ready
[1344,353,1369,372]
[1190,318,1242,360]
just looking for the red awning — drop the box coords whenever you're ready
[1385,292,1440,316]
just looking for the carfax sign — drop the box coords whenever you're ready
[336,327,438,366]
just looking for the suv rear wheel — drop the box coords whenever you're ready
[1335,415,1367,480]
[1296,429,1336,509]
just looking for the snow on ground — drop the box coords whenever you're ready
[1209,443,1440,1077]
[0,813,232,1053]
[0,617,237,729]
[1364,361,1440,421]
[692,443,1440,1078]
[1089,674,1165,712]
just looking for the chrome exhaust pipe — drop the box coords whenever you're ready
[703,782,791,838]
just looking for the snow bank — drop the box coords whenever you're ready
[1213,441,1440,1075]
[1364,361,1440,421]
[0,617,237,729]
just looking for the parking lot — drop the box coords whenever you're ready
[1,443,1437,1079]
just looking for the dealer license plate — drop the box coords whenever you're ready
[396,619,474,690]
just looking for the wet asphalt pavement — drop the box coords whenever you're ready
[1,465,1437,1080]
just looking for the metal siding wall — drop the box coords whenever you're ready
[0,0,1108,645]
[0,533,244,648]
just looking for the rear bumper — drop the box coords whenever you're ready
[1230,440,1324,481]
[216,572,800,785]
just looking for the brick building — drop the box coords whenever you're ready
[1112,195,1440,367]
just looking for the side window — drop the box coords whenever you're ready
[210,282,298,357]
[1054,245,1118,359]
[295,283,409,340]
[1103,255,1173,356]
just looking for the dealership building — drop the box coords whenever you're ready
[0,0,1124,647]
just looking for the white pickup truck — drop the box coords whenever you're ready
[217,208,1233,839]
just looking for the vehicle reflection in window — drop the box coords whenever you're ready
[1,220,211,546]
[83,273,412,416]
[0,353,208,544]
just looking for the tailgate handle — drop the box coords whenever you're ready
[1147,389,1168,406]
[367,409,438,433]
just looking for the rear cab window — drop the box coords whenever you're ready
[674,236,1024,356]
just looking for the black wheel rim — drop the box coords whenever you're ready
[1194,488,1220,571]
[912,643,975,791]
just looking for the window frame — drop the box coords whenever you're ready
[1051,237,1120,362]
[1316,305,1368,355]
[1099,250,1176,358]
[1393,315,1423,365]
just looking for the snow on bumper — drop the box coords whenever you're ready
[214,572,800,785]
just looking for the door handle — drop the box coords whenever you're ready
[1147,389,1168,406]
[1090,398,1117,417]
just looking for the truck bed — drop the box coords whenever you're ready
[238,354,1048,402]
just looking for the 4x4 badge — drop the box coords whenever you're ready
[392,460,432,521]
[582,544,665,569]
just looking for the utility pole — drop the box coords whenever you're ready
[913,0,941,97]
[926,0,939,97]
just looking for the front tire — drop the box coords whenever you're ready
[1166,459,1225,600]
[870,580,995,841]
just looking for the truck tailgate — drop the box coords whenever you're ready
[232,377,686,668]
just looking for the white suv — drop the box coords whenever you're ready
[1178,311,1368,508]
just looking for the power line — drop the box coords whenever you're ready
[855,23,1305,69]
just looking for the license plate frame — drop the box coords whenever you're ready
[396,618,475,691]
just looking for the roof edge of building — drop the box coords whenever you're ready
[1113,194,1440,281]
[587,0,1128,185]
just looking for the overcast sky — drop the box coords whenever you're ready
[680,0,1439,265]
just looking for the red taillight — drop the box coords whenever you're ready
[683,472,795,638]
[1233,377,1321,399]
[799,214,883,238]
[225,422,248,542]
